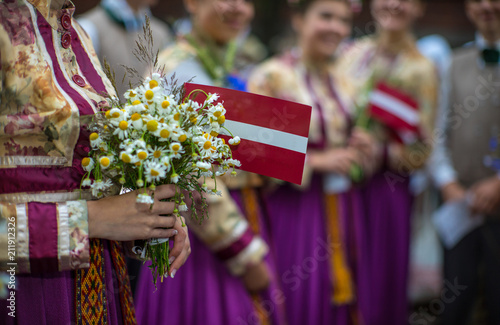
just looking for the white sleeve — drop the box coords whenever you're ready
[76,18,101,56]
[427,62,458,188]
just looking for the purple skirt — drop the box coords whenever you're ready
[134,189,286,325]
[263,174,354,325]
[0,240,125,325]
[355,171,413,325]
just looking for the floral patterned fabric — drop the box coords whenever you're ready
[0,0,116,273]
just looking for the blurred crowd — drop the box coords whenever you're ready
[4,0,496,324]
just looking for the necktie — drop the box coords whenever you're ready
[482,48,500,65]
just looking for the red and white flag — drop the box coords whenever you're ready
[368,82,421,144]
[185,83,312,185]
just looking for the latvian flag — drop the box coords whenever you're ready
[185,83,312,185]
[368,82,421,144]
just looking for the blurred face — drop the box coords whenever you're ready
[466,0,500,40]
[371,0,423,33]
[295,1,352,60]
[185,0,255,44]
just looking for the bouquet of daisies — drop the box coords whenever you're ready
[80,73,241,287]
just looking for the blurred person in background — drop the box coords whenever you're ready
[78,0,173,100]
[133,0,285,324]
[335,0,438,324]
[248,1,362,324]
[428,0,500,324]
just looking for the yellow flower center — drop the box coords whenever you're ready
[104,125,108,130]
[179,134,187,142]
[100,157,110,167]
[154,151,162,159]
[82,157,91,167]
[135,162,141,166]
[112,112,120,118]
[137,151,147,160]
[162,101,170,109]
[89,133,99,141]
[131,113,141,121]
[203,141,212,150]
[147,120,159,132]
[149,80,158,89]
[132,100,141,106]
[187,106,193,112]
[129,91,136,98]
[172,144,180,151]
[210,131,218,137]
[160,129,170,138]
[151,169,160,177]
[218,115,225,124]
[105,111,111,119]
[145,90,154,101]
[121,153,131,163]
[174,113,180,121]
[190,116,197,124]
[213,111,221,117]
[119,120,128,130]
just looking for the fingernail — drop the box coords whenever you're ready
[170,269,177,279]
[173,230,178,235]
[169,256,175,264]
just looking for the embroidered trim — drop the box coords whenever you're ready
[58,202,70,270]
[110,241,137,325]
[15,203,30,273]
[67,200,90,269]
[226,236,268,276]
[0,156,68,168]
[210,219,249,251]
[0,190,92,204]
[76,239,108,325]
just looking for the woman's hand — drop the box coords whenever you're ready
[168,216,191,278]
[470,176,500,216]
[241,261,270,294]
[87,184,179,241]
[308,148,360,175]
[348,127,383,175]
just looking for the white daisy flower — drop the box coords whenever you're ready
[89,132,102,149]
[120,150,137,164]
[99,156,113,169]
[196,161,211,170]
[157,124,173,142]
[137,193,154,204]
[228,136,241,145]
[113,118,131,140]
[170,173,180,183]
[225,158,241,167]
[205,93,220,104]
[148,145,168,160]
[81,157,95,172]
[81,178,92,187]
[126,101,147,114]
[144,161,167,183]
[169,142,184,159]
[91,179,113,198]
[161,156,172,173]
[178,202,188,211]
[124,89,139,102]
[130,113,144,130]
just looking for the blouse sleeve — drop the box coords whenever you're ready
[185,179,268,276]
[0,199,90,274]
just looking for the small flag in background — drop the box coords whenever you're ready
[185,83,312,185]
[368,82,421,144]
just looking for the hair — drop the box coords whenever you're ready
[288,0,352,14]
